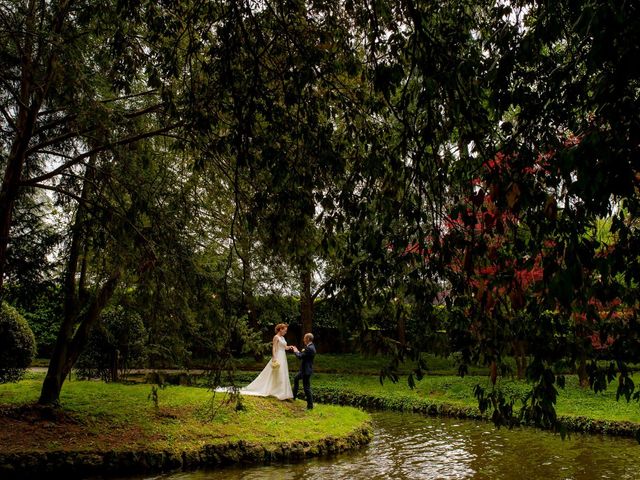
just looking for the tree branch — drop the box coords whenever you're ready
[100,89,159,104]
[311,278,331,301]
[0,105,16,131]
[33,112,78,135]
[27,103,166,155]
[122,102,164,119]
[21,122,182,186]
[38,149,75,160]
[29,183,83,203]
[24,126,94,156]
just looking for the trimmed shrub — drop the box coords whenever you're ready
[0,302,37,383]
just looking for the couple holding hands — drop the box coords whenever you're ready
[238,323,316,409]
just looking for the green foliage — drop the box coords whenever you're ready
[1,0,637,435]
[306,0,640,434]
[5,282,62,357]
[253,295,300,328]
[4,194,61,296]
[0,303,36,383]
[250,295,348,330]
[2,193,62,357]
[75,306,146,381]
[231,352,486,377]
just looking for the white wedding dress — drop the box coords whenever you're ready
[218,335,293,400]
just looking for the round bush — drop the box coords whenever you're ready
[0,302,37,383]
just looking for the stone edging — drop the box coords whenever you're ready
[0,424,372,479]
[312,387,640,439]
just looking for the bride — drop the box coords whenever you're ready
[227,323,294,400]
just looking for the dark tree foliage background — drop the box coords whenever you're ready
[0,0,638,432]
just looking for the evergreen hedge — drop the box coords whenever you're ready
[0,302,37,383]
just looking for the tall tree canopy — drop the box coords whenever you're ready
[1,0,638,430]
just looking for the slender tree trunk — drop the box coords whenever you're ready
[300,268,313,342]
[39,271,120,405]
[397,316,406,346]
[111,349,119,383]
[513,340,527,380]
[490,360,498,385]
[0,163,22,294]
[392,295,406,345]
[39,320,74,406]
[0,0,37,295]
[577,351,589,388]
[0,107,40,293]
[247,295,257,328]
[39,174,86,405]
[38,157,119,405]
[0,0,71,294]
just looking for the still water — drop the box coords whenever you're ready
[136,412,639,480]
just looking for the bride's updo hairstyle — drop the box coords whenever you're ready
[275,323,288,334]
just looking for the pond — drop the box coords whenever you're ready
[127,411,640,480]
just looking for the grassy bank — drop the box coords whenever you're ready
[26,353,640,433]
[308,373,640,423]
[0,374,370,455]
[201,370,640,437]
[202,366,640,426]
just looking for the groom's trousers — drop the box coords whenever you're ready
[293,372,313,409]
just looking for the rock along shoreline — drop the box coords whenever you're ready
[0,423,372,479]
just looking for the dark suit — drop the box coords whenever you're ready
[293,342,316,409]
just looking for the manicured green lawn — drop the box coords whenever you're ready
[235,352,492,376]
[229,353,640,424]
[0,373,370,454]
[23,352,640,435]
[308,372,640,423]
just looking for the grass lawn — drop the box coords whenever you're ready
[25,353,640,431]
[0,373,370,454]
[234,352,492,376]
[308,372,640,424]
[228,353,640,425]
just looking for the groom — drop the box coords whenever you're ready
[291,333,316,410]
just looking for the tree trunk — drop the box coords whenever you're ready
[111,349,120,383]
[577,351,589,388]
[0,107,40,293]
[0,170,21,295]
[300,268,313,342]
[392,295,406,346]
[0,0,35,293]
[489,360,498,385]
[397,315,406,346]
[0,0,70,294]
[247,296,258,328]
[513,340,527,380]
[39,271,120,405]
[38,322,74,406]
[38,157,117,405]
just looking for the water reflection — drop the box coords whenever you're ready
[133,412,640,480]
